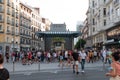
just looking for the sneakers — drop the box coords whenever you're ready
[76,72,79,75]
[73,70,79,75]
[81,70,85,73]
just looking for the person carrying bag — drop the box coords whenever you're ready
[106,52,120,80]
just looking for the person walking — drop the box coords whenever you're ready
[72,49,80,75]
[106,52,120,80]
[0,54,10,80]
[79,50,87,73]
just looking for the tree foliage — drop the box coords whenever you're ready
[74,39,86,49]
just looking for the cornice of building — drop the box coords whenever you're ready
[19,1,32,11]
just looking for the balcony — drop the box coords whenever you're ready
[16,14,19,18]
[11,31,14,35]
[114,0,119,7]
[7,2,11,7]
[105,0,113,5]
[15,32,19,36]
[0,30,4,33]
[12,12,15,17]
[0,18,4,23]
[12,22,14,26]
[7,10,11,15]
[0,0,4,3]
[114,17,120,24]
[16,7,18,11]
[0,8,4,13]
[12,3,14,9]
[6,30,11,34]
[7,20,11,24]
[16,23,19,27]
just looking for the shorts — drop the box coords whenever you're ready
[74,61,79,65]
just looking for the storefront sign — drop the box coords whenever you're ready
[105,39,114,43]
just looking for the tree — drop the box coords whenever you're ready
[74,39,86,49]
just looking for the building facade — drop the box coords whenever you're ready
[43,23,75,51]
[0,0,20,54]
[31,8,42,51]
[83,0,120,49]
[0,0,50,54]
[19,2,32,51]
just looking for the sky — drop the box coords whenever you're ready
[20,0,89,31]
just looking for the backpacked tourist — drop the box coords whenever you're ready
[106,52,120,80]
[0,54,9,80]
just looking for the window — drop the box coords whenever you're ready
[93,18,95,25]
[0,15,2,20]
[93,9,94,14]
[93,27,95,32]
[0,25,1,30]
[104,19,106,26]
[103,8,106,16]
[116,8,120,16]
[0,5,3,12]
[0,0,3,3]
[12,2,14,8]
[7,26,9,32]
[104,0,106,3]
[92,1,95,7]
[6,37,9,42]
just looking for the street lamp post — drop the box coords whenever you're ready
[12,38,14,52]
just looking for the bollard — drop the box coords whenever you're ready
[38,60,40,71]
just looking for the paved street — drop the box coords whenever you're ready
[4,60,109,72]
[10,70,109,80]
[4,61,110,80]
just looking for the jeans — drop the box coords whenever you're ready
[81,59,85,70]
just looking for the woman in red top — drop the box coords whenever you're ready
[28,52,32,65]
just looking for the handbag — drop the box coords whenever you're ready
[110,76,120,80]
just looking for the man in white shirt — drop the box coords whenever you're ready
[79,50,87,73]
[102,49,107,63]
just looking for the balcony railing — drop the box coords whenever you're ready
[7,10,11,15]
[16,14,19,18]
[114,0,119,6]
[114,17,120,24]
[0,18,4,23]
[12,22,14,26]
[7,2,11,7]
[15,32,19,36]
[11,31,14,35]
[12,12,15,17]
[6,30,11,34]
[12,3,14,9]
[105,0,113,5]
[7,20,11,24]
[0,8,4,13]
[16,23,19,27]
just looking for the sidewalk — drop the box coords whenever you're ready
[4,61,109,72]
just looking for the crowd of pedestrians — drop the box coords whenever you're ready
[0,47,120,80]
[3,48,120,75]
